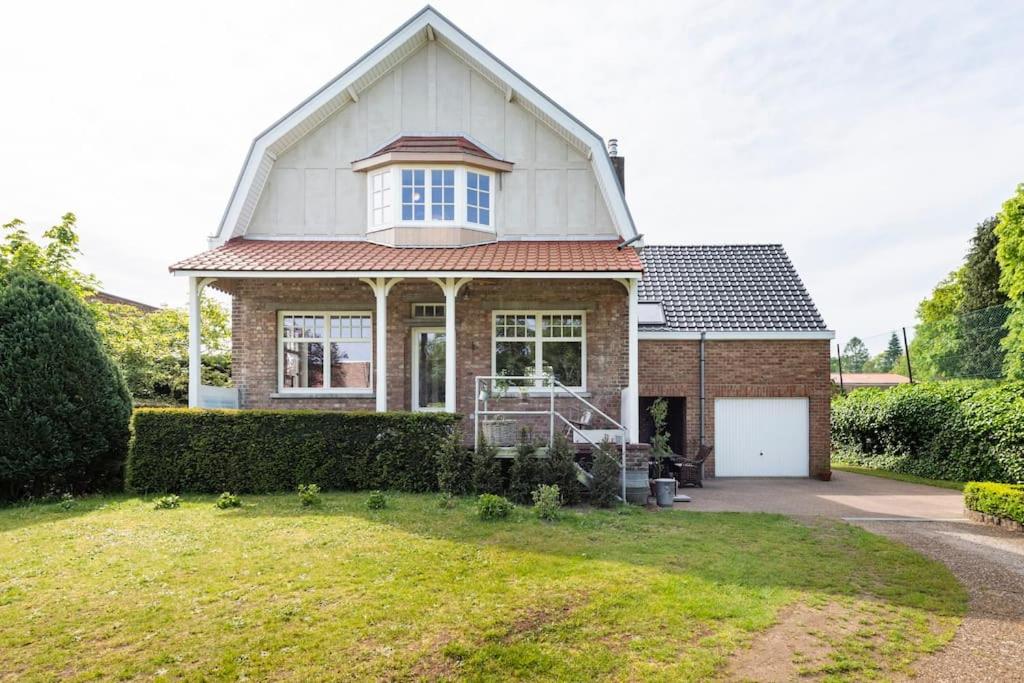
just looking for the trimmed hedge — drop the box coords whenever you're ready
[964,482,1024,524]
[832,381,1024,483]
[126,409,461,494]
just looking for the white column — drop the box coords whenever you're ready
[431,277,471,414]
[626,278,640,443]
[361,277,402,412]
[187,276,202,408]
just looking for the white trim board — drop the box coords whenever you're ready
[211,6,637,247]
[639,330,835,341]
[173,270,641,280]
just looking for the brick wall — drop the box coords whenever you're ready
[639,339,831,479]
[229,277,629,432]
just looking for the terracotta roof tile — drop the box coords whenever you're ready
[356,135,501,163]
[170,239,643,274]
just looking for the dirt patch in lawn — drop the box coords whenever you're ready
[725,601,876,682]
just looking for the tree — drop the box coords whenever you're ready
[93,296,231,403]
[883,332,904,371]
[841,337,870,373]
[957,216,1008,378]
[0,213,97,297]
[995,184,1024,379]
[0,271,132,500]
[908,271,964,380]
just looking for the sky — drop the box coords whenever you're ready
[2,0,1022,354]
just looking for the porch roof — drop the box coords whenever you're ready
[170,238,643,275]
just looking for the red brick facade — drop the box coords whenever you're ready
[639,339,831,478]
[225,277,829,479]
[227,277,629,428]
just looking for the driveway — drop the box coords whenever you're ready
[677,470,1024,682]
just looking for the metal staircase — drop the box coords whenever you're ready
[473,375,628,501]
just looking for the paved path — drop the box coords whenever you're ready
[675,471,1024,681]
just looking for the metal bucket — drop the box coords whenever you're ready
[654,478,677,507]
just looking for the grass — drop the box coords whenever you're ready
[832,464,966,491]
[0,493,965,681]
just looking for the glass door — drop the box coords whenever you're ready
[412,328,446,411]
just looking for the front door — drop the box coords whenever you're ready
[412,328,446,411]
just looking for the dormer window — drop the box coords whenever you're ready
[353,136,512,245]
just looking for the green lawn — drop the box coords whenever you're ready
[0,493,965,681]
[832,464,966,491]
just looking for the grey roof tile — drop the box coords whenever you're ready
[638,244,828,332]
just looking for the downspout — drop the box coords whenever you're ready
[699,331,706,445]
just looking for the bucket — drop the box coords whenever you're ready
[654,478,677,507]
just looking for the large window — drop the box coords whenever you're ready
[467,171,490,226]
[280,312,372,392]
[493,312,585,389]
[367,167,494,230]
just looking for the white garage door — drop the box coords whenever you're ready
[714,398,809,477]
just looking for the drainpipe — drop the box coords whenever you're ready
[699,332,706,445]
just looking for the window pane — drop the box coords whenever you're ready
[495,340,535,379]
[479,175,490,192]
[467,206,477,223]
[468,172,477,189]
[282,341,324,388]
[479,209,489,225]
[330,342,371,388]
[543,341,582,387]
[401,168,425,222]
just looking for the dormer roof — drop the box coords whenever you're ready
[352,135,514,173]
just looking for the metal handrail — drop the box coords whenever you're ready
[474,374,629,503]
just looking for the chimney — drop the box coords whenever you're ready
[607,138,625,192]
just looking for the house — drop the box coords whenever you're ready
[170,7,833,479]
[831,372,910,391]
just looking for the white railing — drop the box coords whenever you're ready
[473,375,628,502]
[197,384,239,409]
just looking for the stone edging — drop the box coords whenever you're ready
[965,508,1023,533]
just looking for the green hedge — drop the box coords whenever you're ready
[126,409,461,494]
[832,381,1024,483]
[964,482,1024,524]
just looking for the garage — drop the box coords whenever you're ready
[714,398,809,477]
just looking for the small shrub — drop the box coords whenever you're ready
[532,484,561,521]
[153,494,181,510]
[437,426,471,495]
[365,490,387,510]
[964,482,1024,524]
[472,436,505,495]
[590,439,621,508]
[508,433,544,504]
[437,492,458,509]
[545,433,582,505]
[297,484,321,507]
[476,493,514,520]
[58,493,76,512]
[214,492,242,509]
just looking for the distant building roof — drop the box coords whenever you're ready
[830,373,910,387]
[638,244,828,332]
[90,291,159,312]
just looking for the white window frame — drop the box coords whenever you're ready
[466,170,492,227]
[369,170,392,228]
[277,310,373,394]
[411,302,446,319]
[491,310,587,391]
[365,165,496,232]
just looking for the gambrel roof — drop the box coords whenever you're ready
[638,245,830,334]
[212,5,637,247]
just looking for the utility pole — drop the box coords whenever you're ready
[836,343,845,394]
[902,327,914,384]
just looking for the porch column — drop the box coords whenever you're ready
[430,277,472,414]
[619,278,640,443]
[360,277,403,412]
[187,276,214,408]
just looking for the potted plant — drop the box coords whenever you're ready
[648,398,674,497]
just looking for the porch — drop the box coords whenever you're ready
[182,272,642,444]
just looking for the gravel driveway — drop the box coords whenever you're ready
[675,470,1024,681]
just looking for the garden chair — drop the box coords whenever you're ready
[564,409,593,442]
[675,443,712,488]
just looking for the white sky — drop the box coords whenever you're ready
[2,0,1022,354]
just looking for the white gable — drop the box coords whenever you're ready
[212,6,637,247]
